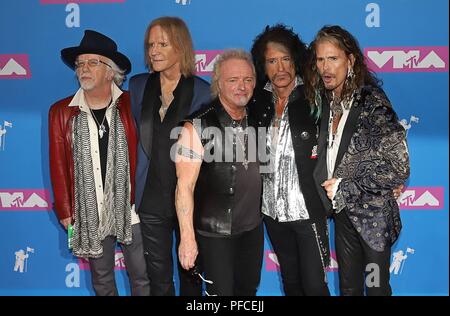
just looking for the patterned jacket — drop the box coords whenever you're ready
[313,85,410,252]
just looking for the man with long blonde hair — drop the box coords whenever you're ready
[129,16,210,296]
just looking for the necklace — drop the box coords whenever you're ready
[89,99,112,139]
[232,113,249,170]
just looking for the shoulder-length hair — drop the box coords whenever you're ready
[304,25,381,107]
[144,16,195,77]
[250,24,308,86]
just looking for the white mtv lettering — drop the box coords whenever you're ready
[195,54,219,72]
[0,58,27,76]
[367,50,446,69]
[0,192,48,208]
[399,190,439,207]
[115,252,126,268]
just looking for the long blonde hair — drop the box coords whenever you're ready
[144,16,195,77]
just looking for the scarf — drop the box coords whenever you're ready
[71,101,132,258]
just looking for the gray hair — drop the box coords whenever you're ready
[106,58,126,87]
[211,49,255,98]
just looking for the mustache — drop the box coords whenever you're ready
[271,72,292,81]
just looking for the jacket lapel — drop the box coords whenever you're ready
[140,72,160,158]
[335,97,363,169]
[171,76,194,125]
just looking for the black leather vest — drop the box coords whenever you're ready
[186,100,262,236]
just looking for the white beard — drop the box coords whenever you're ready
[236,96,249,107]
[79,78,95,91]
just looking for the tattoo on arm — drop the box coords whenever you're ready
[177,144,203,160]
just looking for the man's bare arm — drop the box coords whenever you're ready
[175,122,203,270]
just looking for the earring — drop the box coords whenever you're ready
[347,66,354,79]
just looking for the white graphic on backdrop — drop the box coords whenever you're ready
[399,189,440,207]
[0,120,13,151]
[14,247,34,273]
[0,59,27,76]
[390,247,415,275]
[399,115,419,136]
[115,251,126,269]
[175,0,191,5]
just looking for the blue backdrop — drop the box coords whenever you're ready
[0,0,448,296]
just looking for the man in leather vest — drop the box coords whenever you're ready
[175,49,264,296]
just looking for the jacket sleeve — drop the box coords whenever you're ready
[335,104,410,209]
[48,104,72,220]
[189,77,211,114]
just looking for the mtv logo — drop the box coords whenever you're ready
[0,55,31,79]
[365,47,448,72]
[40,0,125,4]
[195,50,223,76]
[78,250,125,270]
[398,187,444,210]
[265,250,279,271]
[0,190,51,211]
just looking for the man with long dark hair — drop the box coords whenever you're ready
[305,25,410,296]
[249,24,330,296]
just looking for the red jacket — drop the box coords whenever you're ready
[48,91,137,221]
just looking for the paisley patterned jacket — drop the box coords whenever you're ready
[313,85,410,252]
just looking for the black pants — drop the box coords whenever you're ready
[334,210,392,296]
[89,224,150,296]
[139,213,201,296]
[264,215,330,296]
[197,223,264,296]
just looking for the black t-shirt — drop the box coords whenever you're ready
[90,107,109,189]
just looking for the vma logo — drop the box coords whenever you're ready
[0,55,31,79]
[14,247,35,273]
[40,0,125,3]
[195,50,223,76]
[365,47,448,72]
[0,190,52,211]
[390,247,415,275]
[398,187,444,210]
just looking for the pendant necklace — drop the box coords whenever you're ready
[233,113,249,170]
[90,99,112,139]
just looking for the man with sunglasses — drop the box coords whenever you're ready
[48,30,150,296]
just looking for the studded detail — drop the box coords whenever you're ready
[300,131,310,140]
